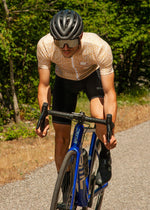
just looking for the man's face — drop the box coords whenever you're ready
[60,44,79,58]
[54,35,82,58]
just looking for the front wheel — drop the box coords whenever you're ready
[88,139,105,210]
[50,150,77,210]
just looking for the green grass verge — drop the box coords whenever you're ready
[117,87,150,106]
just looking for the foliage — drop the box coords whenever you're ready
[76,92,90,115]
[0,0,149,125]
[0,0,56,111]
[0,122,36,141]
[0,106,14,125]
[117,87,150,106]
[20,103,40,121]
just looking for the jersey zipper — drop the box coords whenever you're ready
[71,57,79,80]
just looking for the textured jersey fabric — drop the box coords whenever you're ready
[37,32,114,80]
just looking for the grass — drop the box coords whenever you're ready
[0,87,149,141]
[117,87,150,106]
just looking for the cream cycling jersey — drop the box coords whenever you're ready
[37,32,114,81]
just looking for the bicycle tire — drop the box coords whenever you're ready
[50,150,77,210]
[88,139,104,210]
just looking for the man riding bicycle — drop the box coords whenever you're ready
[36,9,117,186]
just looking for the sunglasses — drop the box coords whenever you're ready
[54,38,80,48]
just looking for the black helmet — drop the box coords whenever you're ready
[50,10,83,40]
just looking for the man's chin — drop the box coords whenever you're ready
[62,52,72,58]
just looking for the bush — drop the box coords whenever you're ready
[0,122,36,141]
[117,87,150,106]
[0,107,13,125]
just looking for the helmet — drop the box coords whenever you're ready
[50,10,83,40]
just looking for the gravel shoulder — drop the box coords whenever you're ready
[0,120,150,210]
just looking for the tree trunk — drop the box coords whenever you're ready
[2,0,21,123]
[9,58,21,123]
[0,92,4,109]
[130,41,144,87]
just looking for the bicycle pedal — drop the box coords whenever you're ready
[57,203,77,210]
[57,202,70,210]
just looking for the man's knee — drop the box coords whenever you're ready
[53,123,71,143]
[90,97,104,119]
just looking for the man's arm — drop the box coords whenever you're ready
[36,68,51,137]
[101,72,117,124]
[101,72,117,149]
[38,68,51,111]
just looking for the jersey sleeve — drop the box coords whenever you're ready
[96,42,114,75]
[37,39,51,70]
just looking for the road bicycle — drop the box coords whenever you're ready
[36,102,114,210]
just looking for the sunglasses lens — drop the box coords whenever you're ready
[54,39,79,48]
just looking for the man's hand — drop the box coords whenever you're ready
[36,118,49,138]
[103,134,117,150]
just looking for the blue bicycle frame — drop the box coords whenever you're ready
[37,103,114,210]
[68,122,108,209]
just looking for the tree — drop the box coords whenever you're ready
[0,0,149,124]
[53,0,150,92]
[0,0,56,123]
[1,0,20,123]
[97,0,150,93]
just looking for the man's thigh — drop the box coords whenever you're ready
[52,76,78,124]
[85,69,104,100]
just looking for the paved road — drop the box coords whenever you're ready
[0,121,150,210]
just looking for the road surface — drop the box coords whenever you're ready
[0,121,149,210]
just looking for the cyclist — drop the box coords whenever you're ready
[36,9,117,186]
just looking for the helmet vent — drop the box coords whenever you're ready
[50,10,83,40]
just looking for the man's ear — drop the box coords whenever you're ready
[79,32,83,40]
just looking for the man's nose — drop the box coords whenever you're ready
[63,44,69,50]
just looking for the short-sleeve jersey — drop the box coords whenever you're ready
[37,32,114,80]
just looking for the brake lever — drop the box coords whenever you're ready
[36,102,48,132]
[106,114,114,143]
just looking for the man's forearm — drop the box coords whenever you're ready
[38,83,51,112]
[104,91,117,124]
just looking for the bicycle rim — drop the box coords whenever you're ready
[92,190,104,210]
[50,150,77,210]
[88,139,104,210]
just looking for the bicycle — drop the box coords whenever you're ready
[36,102,114,210]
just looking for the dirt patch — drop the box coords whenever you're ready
[0,104,150,185]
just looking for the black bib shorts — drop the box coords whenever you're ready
[52,69,104,125]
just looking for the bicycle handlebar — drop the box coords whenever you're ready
[36,102,114,142]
